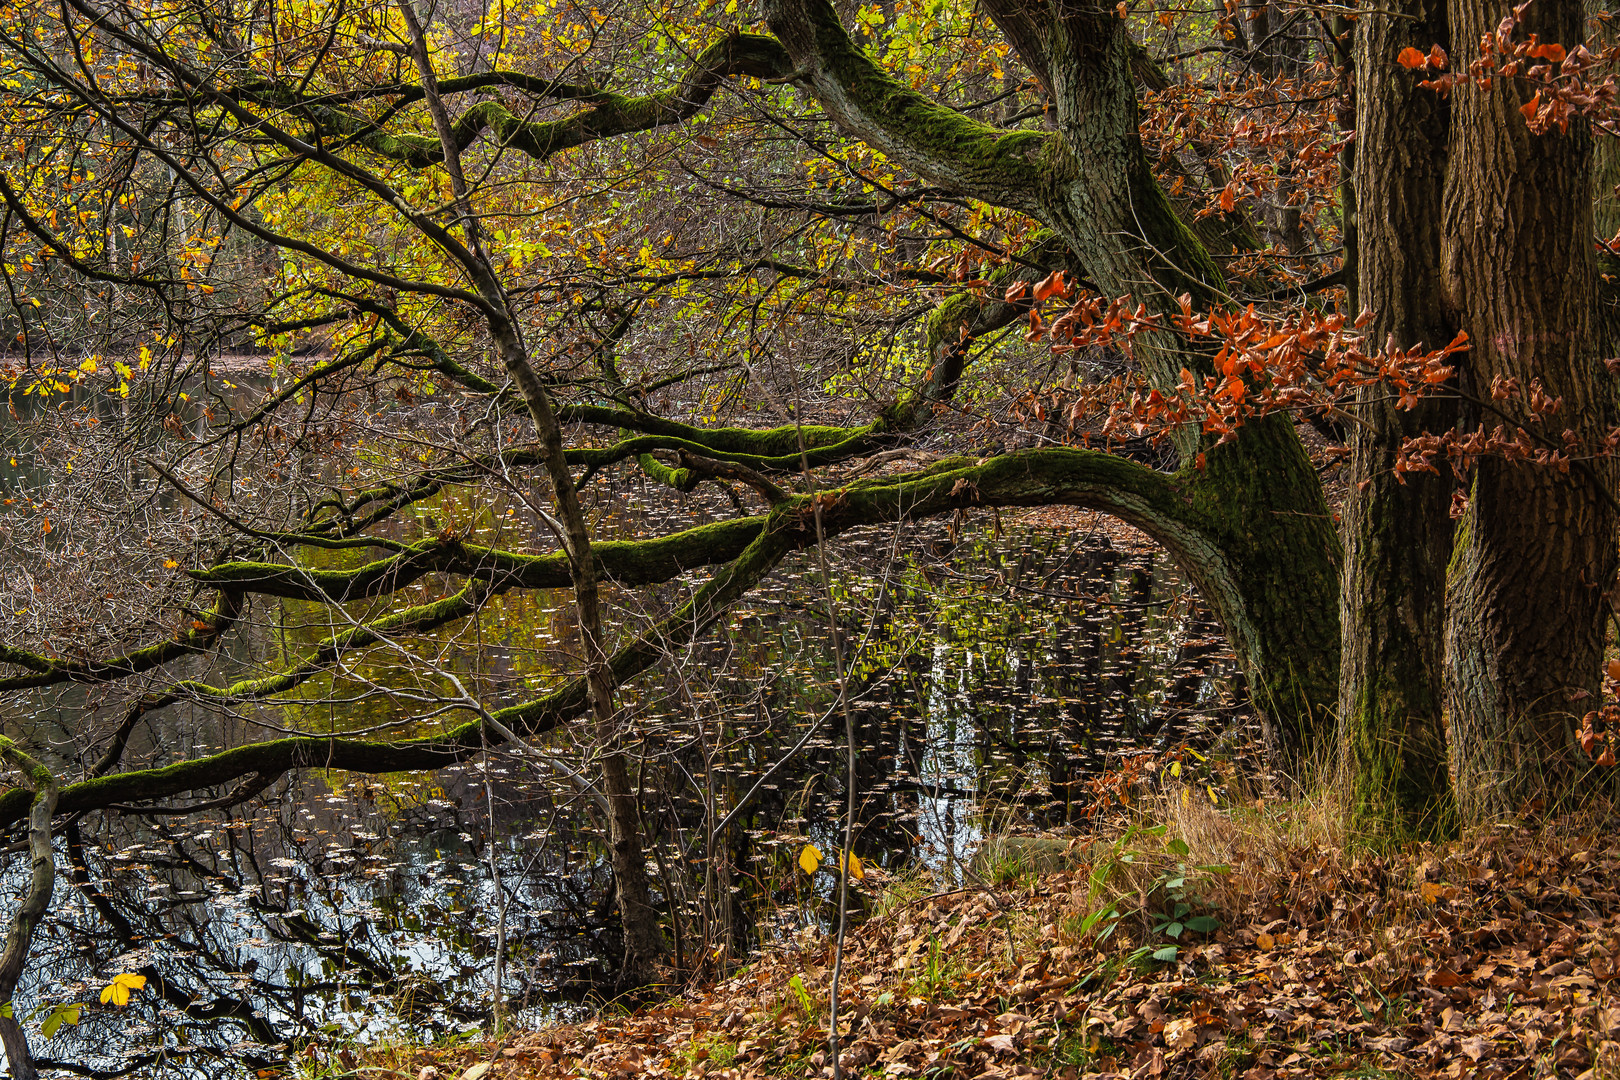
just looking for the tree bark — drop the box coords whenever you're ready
[1338,0,1459,837]
[0,740,58,1080]
[1441,0,1619,821]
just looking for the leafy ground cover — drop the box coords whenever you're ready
[346,814,1620,1080]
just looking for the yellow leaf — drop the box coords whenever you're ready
[846,852,864,880]
[1256,932,1275,951]
[164,559,178,569]
[798,844,822,875]
[99,972,144,1007]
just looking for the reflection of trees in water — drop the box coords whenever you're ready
[615,521,1245,962]
[18,771,620,1078]
[6,521,1246,1072]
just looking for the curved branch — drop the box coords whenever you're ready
[0,591,244,693]
[0,448,1216,831]
[762,0,1048,208]
[190,517,765,602]
[329,33,794,167]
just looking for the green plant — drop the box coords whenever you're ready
[1142,838,1225,961]
[1074,826,1226,963]
[787,974,817,1020]
[922,935,949,998]
[678,1034,739,1071]
[1073,821,1162,943]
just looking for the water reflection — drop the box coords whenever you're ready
[3,425,1252,1076]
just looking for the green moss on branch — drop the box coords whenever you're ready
[191,518,765,602]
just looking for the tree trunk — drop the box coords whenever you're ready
[0,741,57,1080]
[995,0,1344,757]
[1589,0,1620,242]
[1337,0,1459,837]
[1442,0,1619,821]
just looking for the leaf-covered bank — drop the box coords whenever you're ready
[344,818,1620,1080]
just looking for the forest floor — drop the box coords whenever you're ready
[354,805,1620,1080]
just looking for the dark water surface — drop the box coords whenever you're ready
[0,382,1252,1077]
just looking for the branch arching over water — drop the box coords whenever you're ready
[0,447,1241,829]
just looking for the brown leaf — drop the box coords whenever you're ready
[1427,966,1467,988]
[1164,1017,1199,1050]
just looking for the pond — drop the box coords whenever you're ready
[0,380,1255,1077]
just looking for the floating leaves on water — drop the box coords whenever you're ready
[99,972,146,1007]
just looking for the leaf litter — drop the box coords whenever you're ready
[364,825,1620,1080]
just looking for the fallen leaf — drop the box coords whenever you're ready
[1165,1017,1199,1050]
[982,1034,1017,1055]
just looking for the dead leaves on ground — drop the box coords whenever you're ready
[368,828,1620,1080]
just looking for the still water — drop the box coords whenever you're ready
[0,381,1250,1077]
[1,509,1249,1077]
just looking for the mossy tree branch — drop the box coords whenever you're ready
[0,591,244,693]
[188,517,766,603]
[315,33,794,168]
[0,447,1246,831]
[761,0,1049,208]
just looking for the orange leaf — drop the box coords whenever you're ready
[1397,46,1427,69]
[1531,42,1565,62]
[1520,91,1542,121]
[1218,185,1236,213]
[1428,44,1448,69]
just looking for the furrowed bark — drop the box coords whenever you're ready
[1442,0,1619,821]
[1338,0,1459,838]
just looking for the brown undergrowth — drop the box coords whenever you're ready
[343,805,1620,1080]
